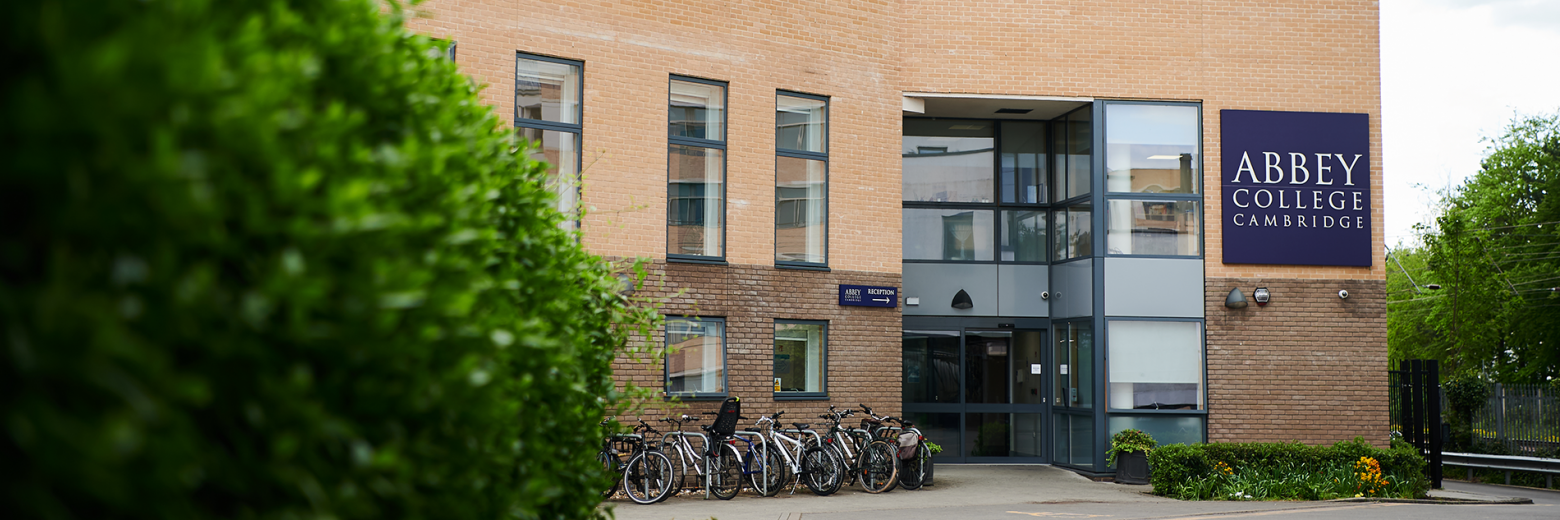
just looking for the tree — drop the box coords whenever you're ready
[1,1,655,519]
[1387,113,1560,382]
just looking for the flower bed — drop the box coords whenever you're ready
[1148,438,1430,500]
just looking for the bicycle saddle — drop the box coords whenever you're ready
[791,422,811,430]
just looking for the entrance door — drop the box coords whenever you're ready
[903,328,1049,463]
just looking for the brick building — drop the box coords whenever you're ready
[408,0,1388,474]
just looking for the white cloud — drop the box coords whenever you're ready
[1380,0,1560,246]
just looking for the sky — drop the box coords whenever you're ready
[1381,0,1560,248]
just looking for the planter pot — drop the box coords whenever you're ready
[1116,451,1151,485]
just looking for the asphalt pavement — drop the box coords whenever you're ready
[601,465,1560,520]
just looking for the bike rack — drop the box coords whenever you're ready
[733,430,771,497]
[658,431,709,499]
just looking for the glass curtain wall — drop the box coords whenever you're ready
[903,119,1048,263]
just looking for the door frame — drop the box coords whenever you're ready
[903,317,1051,463]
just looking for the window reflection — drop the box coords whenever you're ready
[1105,104,1198,194]
[1106,200,1199,256]
[904,209,994,261]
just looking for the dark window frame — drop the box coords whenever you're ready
[1099,100,1204,259]
[773,319,829,400]
[663,316,729,400]
[776,90,830,269]
[902,117,1054,265]
[667,75,729,263]
[1102,317,1207,413]
[514,52,584,227]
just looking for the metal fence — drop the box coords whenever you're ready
[1451,383,1559,457]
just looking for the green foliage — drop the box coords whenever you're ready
[923,441,943,454]
[1444,376,1491,416]
[1106,428,1158,466]
[1148,438,1430,500]
[1388,112,1560,382]
[1,1,657,519]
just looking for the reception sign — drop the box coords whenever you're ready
[1221,110,1371,266]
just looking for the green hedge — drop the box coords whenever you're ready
[2,1,654,519]
[1148,438,1430,500]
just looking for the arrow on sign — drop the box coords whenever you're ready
[872,298,890,303]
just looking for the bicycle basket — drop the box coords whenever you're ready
[709,396,742,437]
[897,432,919,459]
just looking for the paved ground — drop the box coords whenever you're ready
[601,465,1560,520]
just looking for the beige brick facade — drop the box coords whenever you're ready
[407,0,1387,455]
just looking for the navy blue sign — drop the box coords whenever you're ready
[838,285,897,307]
[1221,110,1371,266]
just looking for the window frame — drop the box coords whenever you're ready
[1103,317,1208,415]
[667,75,729,263]
[775,90,830,269]
[1100,100,1204,259]
[663,316,729,400]
[772,319,829,400]
[514,52,584,226]
[901,117,1051,265]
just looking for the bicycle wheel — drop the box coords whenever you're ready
[707,443,743,500]
[801,446,843,496]
[662,443,693,497]
[898,443,930,490]
[597,450,620,498]
[748,443,788,497]
[623,451,675,504]
[857,440,899,494]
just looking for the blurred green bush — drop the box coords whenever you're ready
[1,1,654,518]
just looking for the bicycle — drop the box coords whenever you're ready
[757,411,843,496]
[620,419,676,504]
[596,420,638,499]
[658,414,709,498]
[860,405,930,490]
[853,404,901,493]
[817,405,897,493]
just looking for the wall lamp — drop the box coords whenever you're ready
[1224,288,1248,309]
[951,289,974,309]
[1253,287,1271,306]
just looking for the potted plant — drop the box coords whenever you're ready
[1107,429,1158,485]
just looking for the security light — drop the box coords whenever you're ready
[1253,287,1270,306]
[951,289,974,309]
[1224,288,1248,309]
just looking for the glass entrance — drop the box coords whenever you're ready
[903,328,1048,463]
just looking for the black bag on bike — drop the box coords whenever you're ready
[709,396,742,438]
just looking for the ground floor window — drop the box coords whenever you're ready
[1106,320,1203,410]
[774,321,826,398]
[665,317,725,397]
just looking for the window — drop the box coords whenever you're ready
[665,317,726,397]
[776,93,828,266]
[515,53,583,224]
[1107,320,1203,410]
[1106,200,1200,255]
[1103,102,1202,257]
[774,321,826,398]
[668,77,727,260]
[903,119,1050,262]
[1054,321,1093,408]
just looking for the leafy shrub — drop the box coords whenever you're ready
[1149,438,1430,500]
[1443,375,1490,450]
[1,1,654,519]
[1107,428,1158,466]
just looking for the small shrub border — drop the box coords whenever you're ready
[1148,438,1430,501]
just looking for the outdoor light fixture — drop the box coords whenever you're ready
[951,289,974,309]
[1224,288,1248,309]
[1253,287,1271,306]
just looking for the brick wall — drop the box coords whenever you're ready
[405,0,905,274]
[612,261,903,421]
[1205,277,1388,445]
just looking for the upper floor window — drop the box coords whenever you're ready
[668,77,727,260]
[1103,102,1202,257]
[515,53,583,223]
[776,92,828,266]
